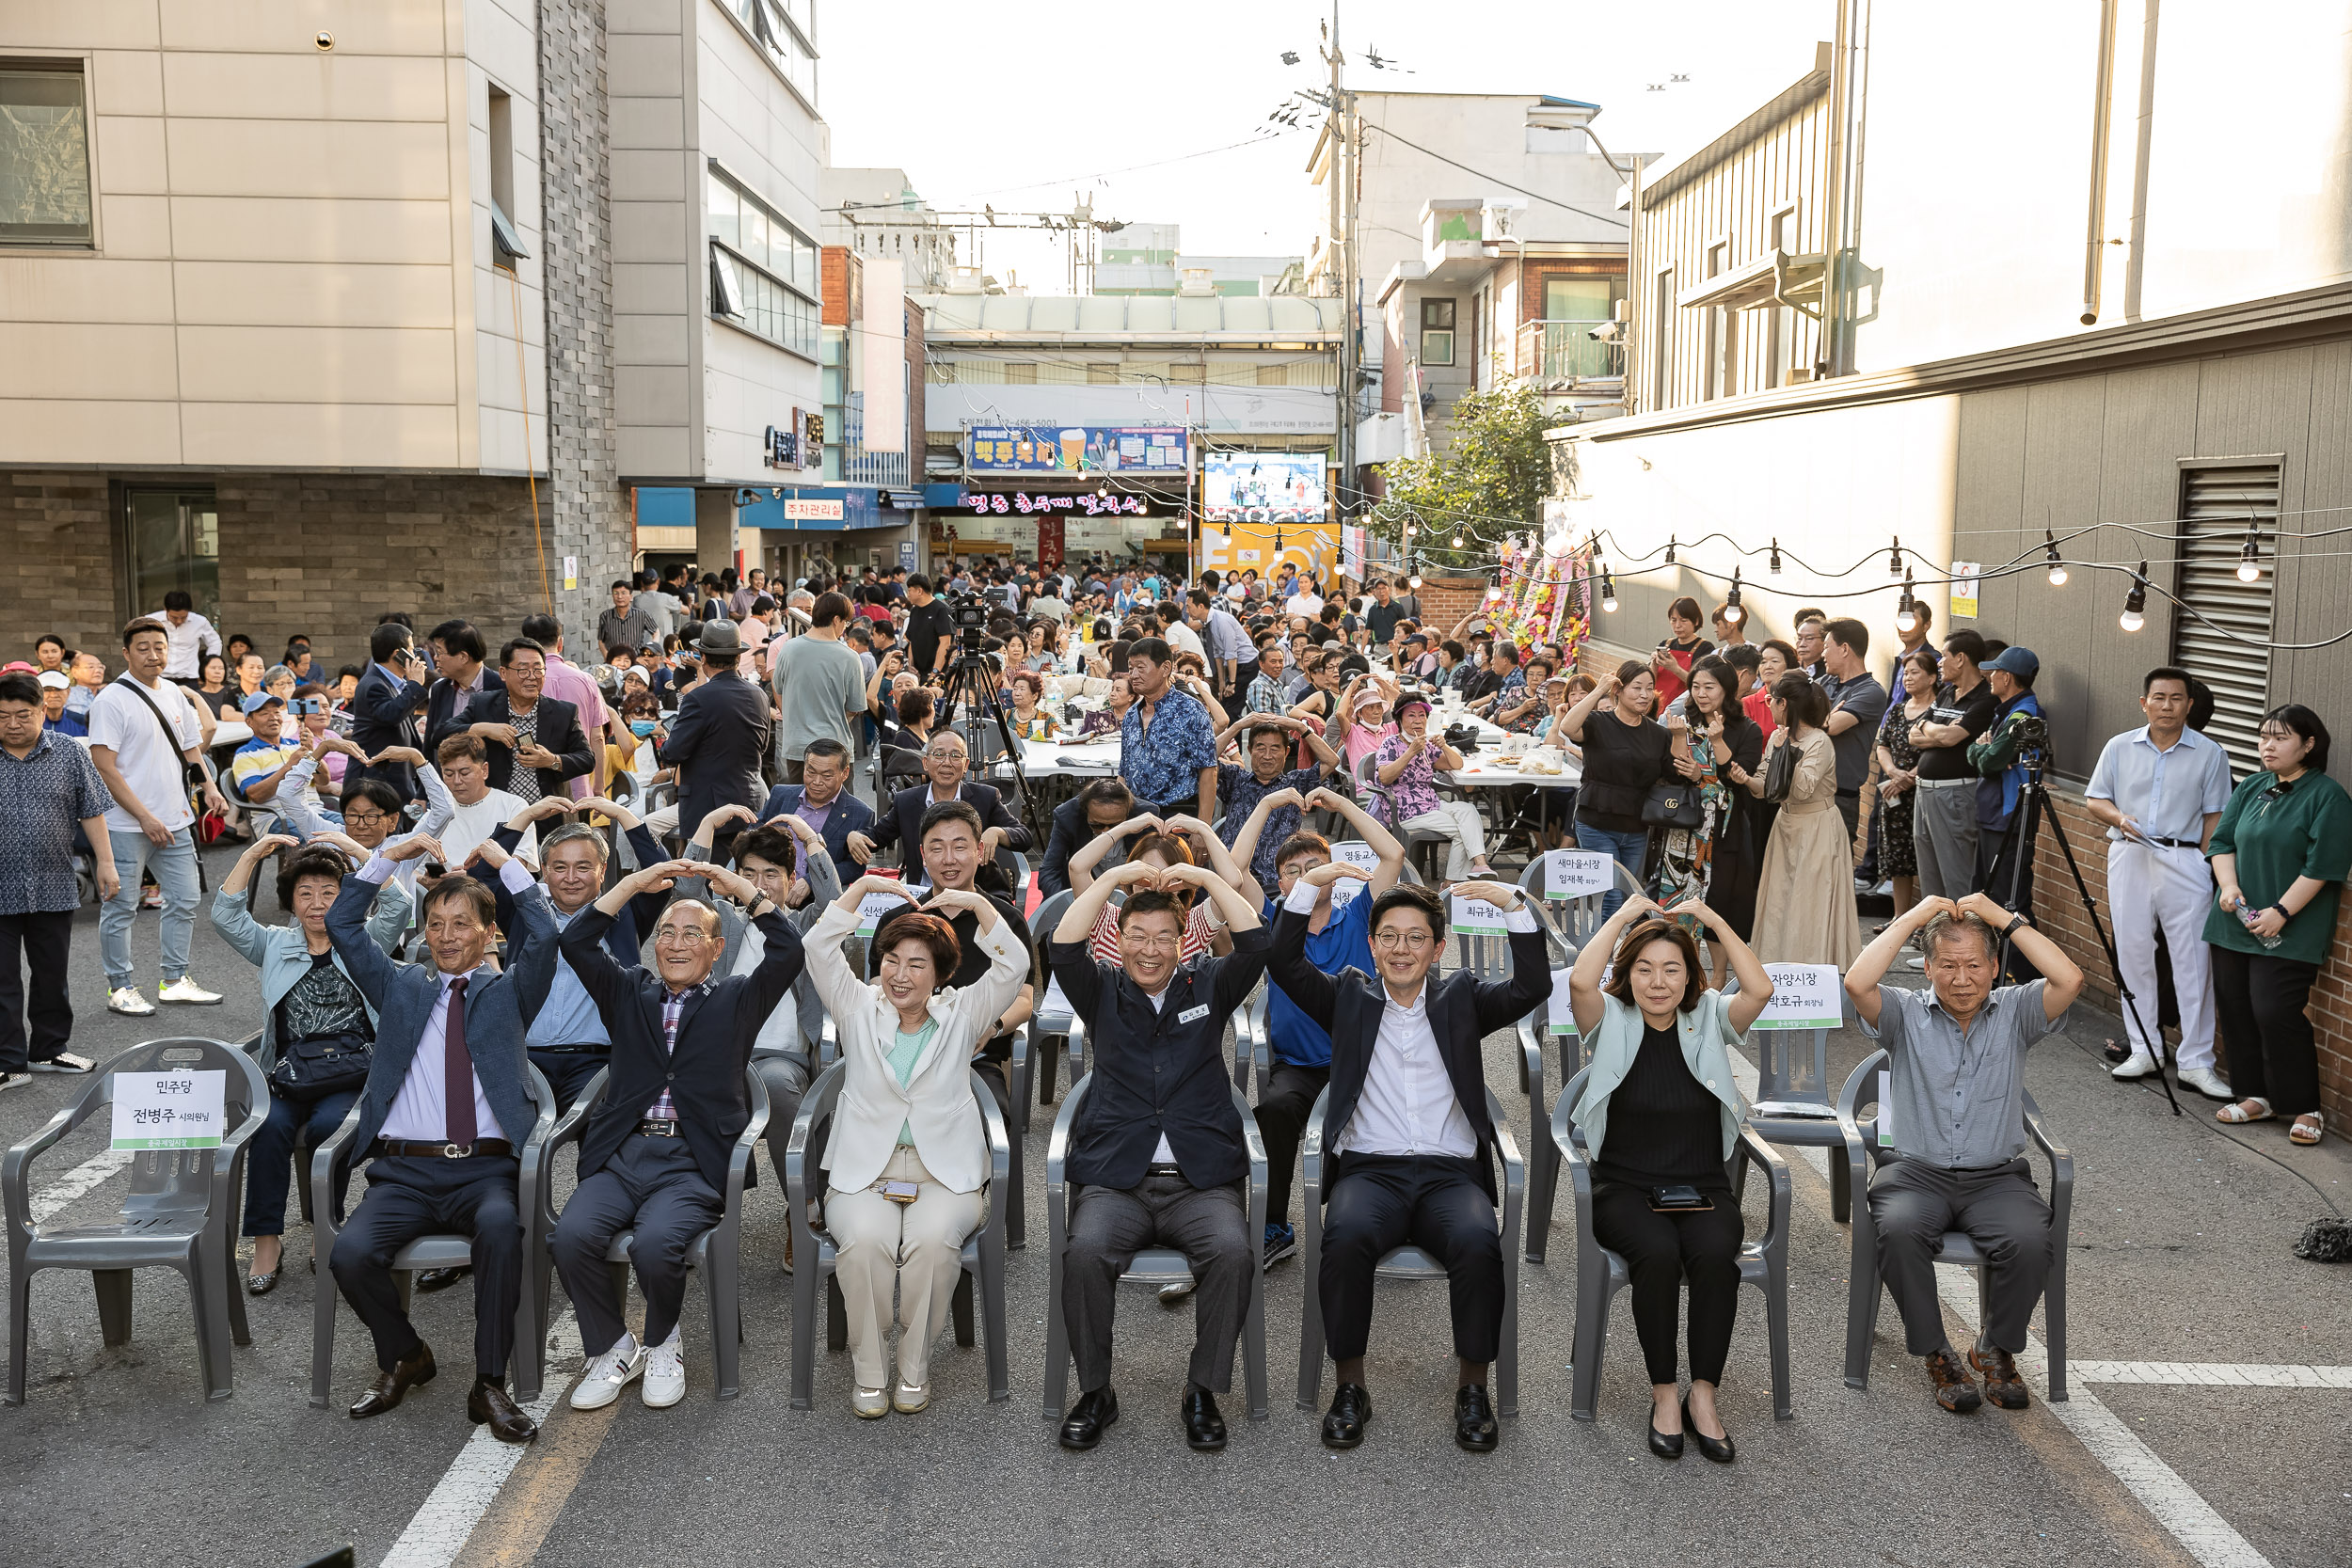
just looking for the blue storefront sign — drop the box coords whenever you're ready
[965,424,1189,475]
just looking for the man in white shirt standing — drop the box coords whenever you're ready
[431,734,534,872]
[87,617,230,1017]
[1266,874,1549,1454]
[152,591,220,687]
[2083,666,2236,1096]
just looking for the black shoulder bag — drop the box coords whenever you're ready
[270,1030,374,1101]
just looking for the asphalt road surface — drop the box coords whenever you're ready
[6,843,2349,1567]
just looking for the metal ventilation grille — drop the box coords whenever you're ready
[2172,465,2279,777]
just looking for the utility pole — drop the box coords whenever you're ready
[1323,2,1359,539]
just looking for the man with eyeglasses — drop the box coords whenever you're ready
[849,729,1030,880]
[1046,856,1272,1453]
[1268,875,1548,1453]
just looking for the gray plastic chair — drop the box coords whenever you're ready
[1515,971,1579,1264]
[1232,984,1270,1094]
[1553,1066,1794,1421]
[1295,1084,1526,1415]
[784,1062,1010,1409]
[6,1038,269,1404]
[1041,1073,1269,1423]
[1352,752,1447,885]
[1837,1049,2073,1401]
[536,1065,768,1401]
[1028,889,1082,1107]
[1728,975,1857,1223]
[306,1064,559,1408]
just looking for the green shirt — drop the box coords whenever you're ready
[2202,768,2352,966]
[888,1018,939,1145]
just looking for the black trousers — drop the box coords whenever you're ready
[1319,1154,1502,1364]
[529,1047,609,1115]
[1590,1180,1742,1385]
[551,1133,723,1356]
[2211,945,2322,1117]
[1867,1157,2051,1355]
[1066,1174,1250,1394]
[0,911,73,1073]
[329,1153,524,1378]
[1254,1062,1329,1229]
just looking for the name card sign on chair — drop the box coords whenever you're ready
[1541,850,1615,901]
[111,1070,227,1150]
[1450,895,1511,936]
[1327,841,1383,908]
[1749,964,1843,1030]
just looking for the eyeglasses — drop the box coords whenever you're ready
[654,928,714,946]
[1372,929,1436,951]
[342,811,389,828]
[1122,933,1184,953]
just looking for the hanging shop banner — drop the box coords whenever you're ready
[959,491,1153,515]
[966,425,1190,474]
[1204,452,1328,524]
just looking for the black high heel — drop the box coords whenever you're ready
[246,1269,279,1297]
[1647,1407,1684,1460]
[1684,1397,1734,1464]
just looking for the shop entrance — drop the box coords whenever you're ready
[120,487,220,624]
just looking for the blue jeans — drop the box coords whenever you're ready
[243,1086,360,1237]
[1574,820,1652,918]
[101,827,202,989]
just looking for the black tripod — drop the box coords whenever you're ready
[933,637,1045,845]
[1991,750,2183,1117]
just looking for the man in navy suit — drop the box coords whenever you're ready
[848,730,1029,881]
[324,832,553,1442]
[755,737,871,885]
[348,623,429,802]
[421,619,506,760]
[551,854,804,1410]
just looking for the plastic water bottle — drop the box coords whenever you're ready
[2237,903,2285,950]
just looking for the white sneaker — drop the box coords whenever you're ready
[851,1385,890,1418]
[2111,1052,2159,1081]
[570,1335,647,1410]
[642,1332,685,1407]
[1902,956,1926,971]
[107,987,155,1017]
[157,976,223,1006]
[893,1378,930,1414]
[2178,1064,2233,1101]
[27,1053,94,1074]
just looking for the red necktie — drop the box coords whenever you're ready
[445,976,477,1146]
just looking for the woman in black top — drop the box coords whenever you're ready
[1561,658,1675,915]
[1659,657,1767,947]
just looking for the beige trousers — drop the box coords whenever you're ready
[827,1146,984,1388]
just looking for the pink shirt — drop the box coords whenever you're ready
[541,655,609,800]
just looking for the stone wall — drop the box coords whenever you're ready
[1,470,116,655]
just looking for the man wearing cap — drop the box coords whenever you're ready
[1972,646,2045,949]
[655,620,771,854]
[37,670,84,737]
[229,691,314,818]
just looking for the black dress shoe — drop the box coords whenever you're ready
[468,1376,538,1444]
[1647,1408,1685,1460]
[1182,1385,1227,1451]
[1058,1386,1119,1450]
[1454,1384,1500,1453]
[415,1265,471,1292]
[1684,1397,1734,1464]
[348,1342,437,1419]
[1321,1382,1371,1449]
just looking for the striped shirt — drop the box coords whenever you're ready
[650,990,689,1120]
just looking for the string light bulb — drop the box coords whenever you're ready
[1768,538,1783,574]
[1453,529,1466,548]
[1599,565,1619,613]
[2043,530,2068,587]
[1486,584,1503,603]
[2236,520,2262,583]
[1723,569,1744,625]
[1887,537,1905,577]
[1407,573,1422,590]
[1664,535,1678,566]
[2120,562,2148,632]
[1895,571,1919,634]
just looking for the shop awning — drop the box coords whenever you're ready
[1676,249,1827,316]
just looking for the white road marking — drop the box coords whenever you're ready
[2071,1361,2352,1388]
[377,1308,581,1568]
[27,1148,135,1224]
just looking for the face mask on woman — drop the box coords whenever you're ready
[629,719,659,738]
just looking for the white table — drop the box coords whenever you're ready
[1005,736,1121,781]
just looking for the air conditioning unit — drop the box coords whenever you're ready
[1177,267,1216,297]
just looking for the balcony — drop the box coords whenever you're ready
[1514,319,1621,386]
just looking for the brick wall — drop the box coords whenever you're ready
[2030,784,2352,1127]
[1,470,115,654]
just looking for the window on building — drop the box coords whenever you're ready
[707,164,820,359]
[0,64,93,248]
[1704,242,1735,401]
[1420,297,1455,367]
[2172,464,2280,776]
[1652,269,1676,408]
[123,489,220,626]
[1766,204,1798,388]
[486,86,525,269]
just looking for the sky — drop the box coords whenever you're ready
[818,0,1833,293]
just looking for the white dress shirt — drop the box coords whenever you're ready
[1280,879,1538,1158]
[153,611,221,680]
[367,852,535,1143]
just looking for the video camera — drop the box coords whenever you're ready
[945,588,993,652]
[2009,712,2051,760]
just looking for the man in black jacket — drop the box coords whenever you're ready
[453,639,595,805]
[848,729,1029,877]
[348,623,429,802]
[1036,777,1152,898]
[1046,859,1269,1454]
[550,854,803,1411]
[421,619,504,757]
[1267,872,1548,1454]
[656,621,771,848]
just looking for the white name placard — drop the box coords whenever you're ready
[112,1069,227,1150]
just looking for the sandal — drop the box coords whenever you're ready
[2290,1113,2325,1147]
[2217,1098,2273,1124]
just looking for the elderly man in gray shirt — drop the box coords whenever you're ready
[1844,892,2083,1416]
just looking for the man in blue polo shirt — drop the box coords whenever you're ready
[1247,822,1405,1266]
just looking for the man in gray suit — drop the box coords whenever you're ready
[323,832,553,1442]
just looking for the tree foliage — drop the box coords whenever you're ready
[1376,380,1552,570]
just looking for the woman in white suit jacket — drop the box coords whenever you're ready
[803,875,1028,1418]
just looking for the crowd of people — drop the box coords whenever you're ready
[0,544,2330,1460]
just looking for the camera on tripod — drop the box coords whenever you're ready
[2007,712,2051,762]
[945,588,993,651]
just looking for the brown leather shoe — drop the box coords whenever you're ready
[1926,1348,1981,1414]
[469,1376,539,1443]
[349,1341,437,1419]
[1969,1345,2031,1409]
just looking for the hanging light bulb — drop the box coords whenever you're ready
[1599,565,1619,613]
[1486,584,1503,603]
[2120,562,2148,632]
[1407,572,1422,590]
[1664,535,1677,565]
[2236,520,2262,583]
[1768,538,1783,574]
[2043,530,2068,587]
[1453,529,1466,548]
[1723,568,1745,625]
[1887,537,1904,577]
[1894,571,1919,634]
[1273,528,1285,552]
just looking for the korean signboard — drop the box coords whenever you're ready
[966,425,1190,474]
